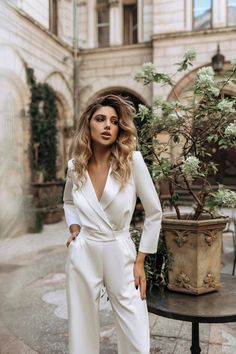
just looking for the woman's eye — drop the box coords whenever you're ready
[96,116,104,122]
[112,120,119,125]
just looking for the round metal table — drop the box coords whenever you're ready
[147,274,236,354]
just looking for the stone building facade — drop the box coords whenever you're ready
[1,1,236,234]
[0,0,75,235]
[77,0,236,107]
[76,0,236,188]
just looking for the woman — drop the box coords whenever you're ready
[63,94,162,354]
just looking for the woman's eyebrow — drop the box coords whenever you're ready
[94,114,105,117]
[94,114,118,119]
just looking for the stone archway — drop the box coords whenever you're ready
[0,44,30,237]
[44,72,74,174]
[92,87,147,110]
[88,87,147,133]
[84,87,146,141]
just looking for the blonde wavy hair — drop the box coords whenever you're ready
[72,94,137,186]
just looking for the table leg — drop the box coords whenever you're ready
[190,322,201,354]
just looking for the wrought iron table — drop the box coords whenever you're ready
[147,274,236,354]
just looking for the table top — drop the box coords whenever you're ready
[147,274,236,323]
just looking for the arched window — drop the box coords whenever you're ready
[97,0,110,47]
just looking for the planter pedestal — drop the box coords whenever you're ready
[162,215,228,295]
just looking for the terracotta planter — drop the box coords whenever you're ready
[31,181,64,208]
[162,214,228,295]
[30,181,64,225]
[43,207,63,224]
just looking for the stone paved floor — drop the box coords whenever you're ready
[0,217,236,354]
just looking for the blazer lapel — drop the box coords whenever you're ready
[80,171,112,228]
[100,171,121,211]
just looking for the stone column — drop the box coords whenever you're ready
[184,0,192,31]
[109,0,122,46]
[87,0,96,48]
[138,0,143,43]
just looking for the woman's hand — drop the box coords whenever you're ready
[66,231,79,248]
[134,252,147,300]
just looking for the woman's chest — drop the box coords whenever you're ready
[72,178,136,219]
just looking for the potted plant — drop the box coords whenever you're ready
[135,50,236,294]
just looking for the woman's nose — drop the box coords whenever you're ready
[104,120,111,129]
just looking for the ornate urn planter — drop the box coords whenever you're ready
[162,215,228,295]
[30,181,64,224]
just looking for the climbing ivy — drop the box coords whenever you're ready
[26,67,58,181]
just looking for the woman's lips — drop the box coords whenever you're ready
[101,132,112,138]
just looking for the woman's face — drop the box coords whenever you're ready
[89,106,119,147]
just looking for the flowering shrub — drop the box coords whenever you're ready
[135,50,236,220]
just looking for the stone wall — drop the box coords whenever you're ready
[153,29,236,99]
[78,43,153,114]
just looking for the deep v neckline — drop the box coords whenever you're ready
[86,166,111,203]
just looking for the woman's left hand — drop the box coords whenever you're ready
[133,260,146,300]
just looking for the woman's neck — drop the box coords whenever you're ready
[89,144,111,167]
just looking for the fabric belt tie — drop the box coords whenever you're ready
[79,226,130,242]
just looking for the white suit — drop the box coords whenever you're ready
[64,151,162,354]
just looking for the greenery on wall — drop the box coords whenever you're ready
[26,67,58,181]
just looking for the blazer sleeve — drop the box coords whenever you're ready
[63,159,82,228]
[133,151,162,254]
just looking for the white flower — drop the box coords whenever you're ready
[217,99,235,113]
[184,49,196,61]
[143,62,156,72]
[210,86,220,96]
[135,62,157,84]
[197,67,214,82]
[138,104,150,118]
[182,156,200,177]
[215,189,236,208]
[195,67,219,96]
[222,190,236,207]
[225,122,236,136]
[168,113,178,121]
[168,112,183,122]
[231,58,236,71]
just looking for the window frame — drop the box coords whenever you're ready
[227,0,236,27]
[192,0,213,31]
[123,2,138,45]
[49,0,58,36]
[96,0,110,48]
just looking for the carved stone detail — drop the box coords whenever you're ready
[175,272,193,290]
[109,0,119,6]
[204,230,217,246]
[203,272,216,288]
[172,230,189,247]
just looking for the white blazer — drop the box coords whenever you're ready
[63,151,162,254]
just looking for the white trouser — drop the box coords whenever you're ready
[65,227,150,354]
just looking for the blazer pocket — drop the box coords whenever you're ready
[73,236,85,250]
